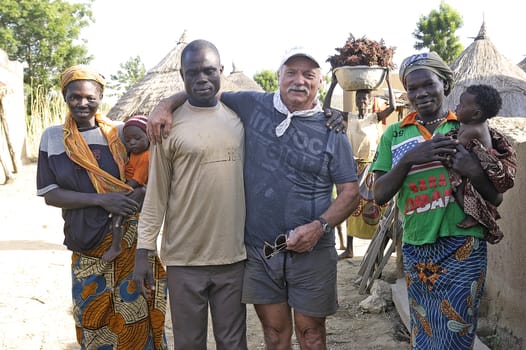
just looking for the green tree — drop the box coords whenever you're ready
[412,1,464,64]
[0,0,94,99]
[253,69,278,92]
[107,56,146,98]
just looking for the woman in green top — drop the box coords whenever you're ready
[371,52,515,349]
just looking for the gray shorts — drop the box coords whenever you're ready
[242,244,338,317]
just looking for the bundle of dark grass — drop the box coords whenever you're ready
[326,33,396,69]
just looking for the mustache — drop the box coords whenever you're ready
[287,85,309,94]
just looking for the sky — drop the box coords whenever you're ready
[80,0,525,91]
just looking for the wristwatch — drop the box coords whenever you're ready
[317,217,332,234]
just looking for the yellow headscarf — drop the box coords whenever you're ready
[60,64,106,95]
[61,65,132,194]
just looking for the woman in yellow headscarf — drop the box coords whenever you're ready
[36,65,167,349]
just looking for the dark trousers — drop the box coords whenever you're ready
[167,261,247,350]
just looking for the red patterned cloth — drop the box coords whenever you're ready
[446,128,517,244]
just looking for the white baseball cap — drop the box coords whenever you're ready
[279,47,321,69]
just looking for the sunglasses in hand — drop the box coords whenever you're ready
[263,232,290,259]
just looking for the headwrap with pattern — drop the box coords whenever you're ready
[399,52,454,96]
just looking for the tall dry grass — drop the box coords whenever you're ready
[25,88,66,160]
[24,88,111,160]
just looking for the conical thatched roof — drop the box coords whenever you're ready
[446,21,526,117]
[519,57,526,72]
[223,63,263,92]
[107,31,188,121]
[108,32,262,121]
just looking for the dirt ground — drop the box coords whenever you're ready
[0,163,409,349]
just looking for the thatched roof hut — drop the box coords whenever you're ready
[108,32,262,121]
[223,63,263,92]
[445,22,526,117]
[107,32,188,121]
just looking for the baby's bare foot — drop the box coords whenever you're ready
[457,216,478,229]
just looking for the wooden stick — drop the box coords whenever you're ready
[0,104,18,174]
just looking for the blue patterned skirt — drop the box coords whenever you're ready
[403,236,487,350]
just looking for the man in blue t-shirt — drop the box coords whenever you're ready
[147,46,359,349]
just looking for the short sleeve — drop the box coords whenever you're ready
[370,124,394,173]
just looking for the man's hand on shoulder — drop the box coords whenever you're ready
[147,99,173,145]
[147,92,189,144]
[323,107,347,133]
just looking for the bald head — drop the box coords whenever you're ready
[179,39,223,107]
[181,39,221,64]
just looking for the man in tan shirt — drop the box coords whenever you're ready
[134,39,247,350]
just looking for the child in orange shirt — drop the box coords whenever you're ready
[103,115,150,262]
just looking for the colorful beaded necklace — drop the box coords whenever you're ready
[416,116,446,125]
